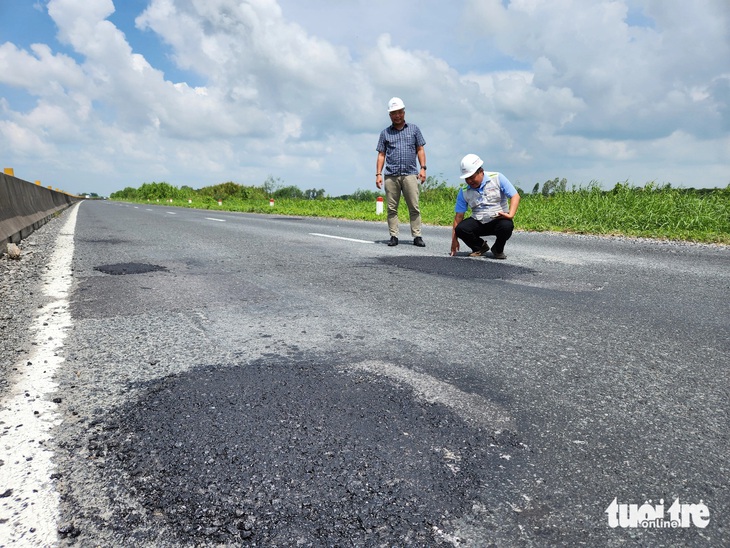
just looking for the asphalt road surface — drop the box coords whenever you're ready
[1,200,728,547]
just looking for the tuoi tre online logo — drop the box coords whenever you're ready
[606,498,710,529]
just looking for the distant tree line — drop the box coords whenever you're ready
[110,176,720,204]
[110,176,327,202]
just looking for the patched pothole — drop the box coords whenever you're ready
[94,263,168,275]
[89,358,523,546]
[379,256,536,280]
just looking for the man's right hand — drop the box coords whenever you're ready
[450,239,459,256]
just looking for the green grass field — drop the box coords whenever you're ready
[112,182,730,245]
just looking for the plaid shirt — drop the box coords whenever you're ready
[376,123,426,176]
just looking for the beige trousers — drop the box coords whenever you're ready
[384,175,422,237]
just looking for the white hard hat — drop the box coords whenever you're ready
[388,97,405,112]
[459,154,484,179]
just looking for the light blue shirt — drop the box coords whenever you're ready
[455,172,517,214]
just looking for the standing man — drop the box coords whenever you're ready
[375,97,427,247]
[450,154,520,259]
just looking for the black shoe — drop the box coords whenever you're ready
[413,236,425,247]
[469,241,490,257]
[492,251,507,259]
[388,236,399,246]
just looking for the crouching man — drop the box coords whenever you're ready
[450,154,520,259]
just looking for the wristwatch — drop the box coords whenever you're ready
[420,166,427,170]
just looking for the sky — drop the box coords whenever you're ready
[0,0,729,198]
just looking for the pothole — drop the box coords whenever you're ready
[94,263,168,275]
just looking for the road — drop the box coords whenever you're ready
[1,200,728,547]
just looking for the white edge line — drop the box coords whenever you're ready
[205,217,226,222]
[0,203,80,544]
[309,232,374,244]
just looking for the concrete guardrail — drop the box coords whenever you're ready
[1,169,81,245]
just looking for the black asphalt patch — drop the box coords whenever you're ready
[379,256,537,280]
[90,357,524,546]
[94,262,168,275]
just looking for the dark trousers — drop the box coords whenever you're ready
[455,217,514,254]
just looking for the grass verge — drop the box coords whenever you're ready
[117,183,730,245]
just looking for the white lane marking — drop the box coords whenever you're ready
[205,218,226,222]
[166,211,176,215]
[0,203,79,545]
[310,233,374,244]
[350,360,516,431]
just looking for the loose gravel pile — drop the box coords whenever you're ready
[0,219,60,388]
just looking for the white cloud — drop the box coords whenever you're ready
[0,42,86,95]
[0,0,727,196]
[465,0,730,142]
[0,119,57,157]
[135,0,378,135]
